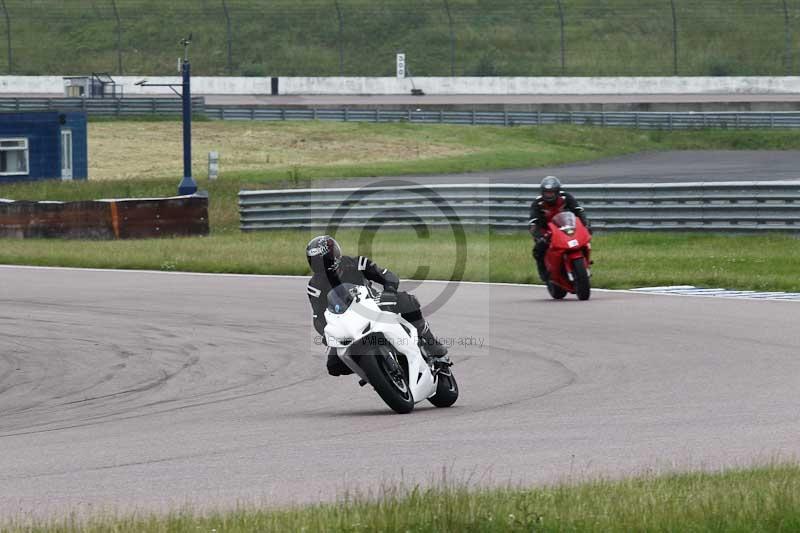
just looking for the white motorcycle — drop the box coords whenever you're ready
[323,283,458,414]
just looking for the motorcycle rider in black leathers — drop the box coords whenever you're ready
[529,176,591,282]
[306,235,450,376]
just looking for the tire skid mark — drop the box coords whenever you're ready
[0,373,324,438]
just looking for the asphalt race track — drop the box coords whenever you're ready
[1,265,798,519]
[314,151,800,188]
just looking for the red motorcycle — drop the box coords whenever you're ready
[543,212,592,301]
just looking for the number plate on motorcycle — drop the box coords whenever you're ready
[568,239,579,248]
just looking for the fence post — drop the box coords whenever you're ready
[111,0,123,74]
[0,0,12,74]
[555,0,566,74]
[334,0,345,75]
[783,0,792,75]
[443,0,456,76]
[222,0,234,75]
[670,0,678,75]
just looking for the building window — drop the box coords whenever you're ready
[0,138,29,176]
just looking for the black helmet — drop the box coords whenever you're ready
[540,176,561,205]
[306,235,342,274]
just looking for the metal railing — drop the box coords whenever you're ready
[6,99,800,129]
[0,97,205,117]
[239,182,800,232]
[209,106,800,130]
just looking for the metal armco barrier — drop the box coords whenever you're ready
[211,106,800,130]
[239,182,800,232]
[0,97,206,117]
[8,99,800,129]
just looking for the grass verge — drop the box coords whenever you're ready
[6,464,800,532]
[4,122,800,234]
[0,230,797,293]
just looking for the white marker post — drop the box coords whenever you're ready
[208,151,219,180]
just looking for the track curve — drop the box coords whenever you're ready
[1,266,798,518]
[313,151,800,188]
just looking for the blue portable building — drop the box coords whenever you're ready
[0,111,88,183]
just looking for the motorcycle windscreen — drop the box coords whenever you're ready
[327,283,359,315]
[551,211,577,234]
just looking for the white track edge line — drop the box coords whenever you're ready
[0,264,796,302]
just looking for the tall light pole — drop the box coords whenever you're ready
[178,35,195,195]
[136,34,197,196]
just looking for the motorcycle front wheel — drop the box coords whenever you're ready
[572,257,591,301]
[360,344,415,414]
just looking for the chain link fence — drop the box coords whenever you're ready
[1,1,799,77]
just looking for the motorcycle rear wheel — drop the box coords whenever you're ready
[573,257,591,301]
[360,344,415,414]
[428,367,459,408]
[547,281,567,299]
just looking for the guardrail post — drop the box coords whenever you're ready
[281,108,286,121]
[440,109,445,124]
[736,114,741,129]
[344,108,349,122]
[635,113,640,129]
[770,114,775,128]
[504,111,508,126]
[313,108,318,120]
[251,108,255,120]
[375,109,379,123]
[601,112,606,127]
[408,109,412,121]
[537,110,541,125]
[472,109,476,125]
[14,97,19,111]
[669,113,673,131]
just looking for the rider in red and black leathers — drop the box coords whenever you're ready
[306,235,449,376]
[529,176,590,282]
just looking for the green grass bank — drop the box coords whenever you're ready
[1,230,797,293]
[5,0,800,77]
[4,123,800,234]
[6,464,800,532]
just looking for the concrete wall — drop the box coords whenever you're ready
[3,75,800,96]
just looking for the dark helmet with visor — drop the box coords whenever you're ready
[306,235,342,274]
[540,176,562,205]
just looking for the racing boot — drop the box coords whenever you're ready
[535,256,549,282]
[326,347,353,376]
[416,322,450,367]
